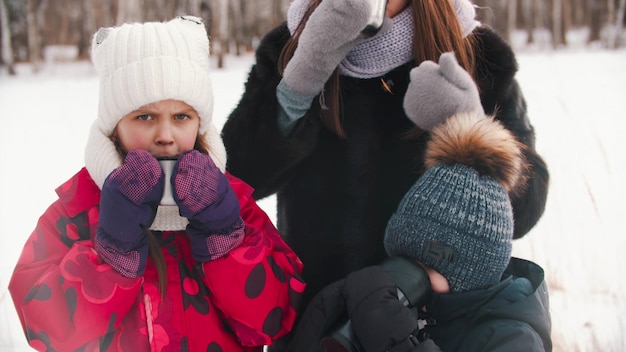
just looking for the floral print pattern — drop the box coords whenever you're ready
[9,168,305,351]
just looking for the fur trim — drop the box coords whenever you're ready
[84,121,123,189]
[425,112,526,192]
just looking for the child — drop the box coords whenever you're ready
[221,0,550,323]
[9,16,305,352]
[288,53,552,352]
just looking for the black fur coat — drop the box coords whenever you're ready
[221,24,549,305]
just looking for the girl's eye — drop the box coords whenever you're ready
[174,114,190,120]
[136,114,152,121]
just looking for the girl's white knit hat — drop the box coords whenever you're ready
[87,16,226,186]
[85,16,226,231]
[92,15,214,135]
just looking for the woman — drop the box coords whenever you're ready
[222,0,549,313]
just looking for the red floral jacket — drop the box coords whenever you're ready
[9,168,305,352]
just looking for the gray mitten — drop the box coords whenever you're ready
[403,52,483,131]
[453,0,479,36]
[282,0,372,96]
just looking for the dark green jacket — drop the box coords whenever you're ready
[422,258,552,352]
[289,257,551,352]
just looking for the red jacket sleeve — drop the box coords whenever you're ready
[8,169,143,351]
[201,174,306,346]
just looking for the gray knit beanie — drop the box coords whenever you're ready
[384,112,525,293]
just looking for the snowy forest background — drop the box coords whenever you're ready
[1,1,626,352]
[1,0,626,71]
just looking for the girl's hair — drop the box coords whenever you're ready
[278,0,478,138]
[110,132,211,297]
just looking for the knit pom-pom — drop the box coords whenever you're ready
[424,112,526,192]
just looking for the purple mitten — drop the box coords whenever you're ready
[95,149,164,278]
[172,150,244,262]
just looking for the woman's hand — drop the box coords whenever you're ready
[282,0,373,96]
[403,52,483,131]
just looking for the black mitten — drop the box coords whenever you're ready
[344,266,419,352]
[289,279,347,352]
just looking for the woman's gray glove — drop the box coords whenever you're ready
[282,0,374,96]
[403,52,483,131]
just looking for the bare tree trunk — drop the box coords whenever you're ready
[588,0,602,43]
[608,0,615,29]
[241,0,256,51]
[609,0,626,48]
[258,0,279,38]
[177,0,201,18]
[521,0,535,44]
[271,0,286,27]
[229,0,243,56]
[77,0,97,59]
[280,0,290,20]
[496,0,509,42]
[507,0,517,44]
[207,0,216,55]
[189,0,201,16]
[116,0,143,24]
[144,0,159,21]
[199,0,211,31]
[0,0,15,74]
[571,0,586,26]
[606,0,616,47]
[535,0,546,30]
[26,0,47,72]
[213,0,228,68]
[58,0,71,44]
[551,0,563,48]
[561,0,570,44]
[102,1,115,27]
[149,0,175,22]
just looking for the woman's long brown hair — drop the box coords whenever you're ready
[278,0,477,138]
[111,132,211,298]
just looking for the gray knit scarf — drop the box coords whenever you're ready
[287,0,479,79]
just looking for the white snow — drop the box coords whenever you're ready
[1,47,625,351]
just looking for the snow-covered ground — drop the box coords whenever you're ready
[1,47,625,351]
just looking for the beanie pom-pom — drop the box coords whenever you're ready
[424,112,526,192]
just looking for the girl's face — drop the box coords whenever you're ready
[116,99,200,158]
[386,0,410,17]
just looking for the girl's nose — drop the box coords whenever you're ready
[155,121,174,145]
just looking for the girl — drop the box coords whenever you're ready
[221,0,549,318]
[9,16,305,352]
